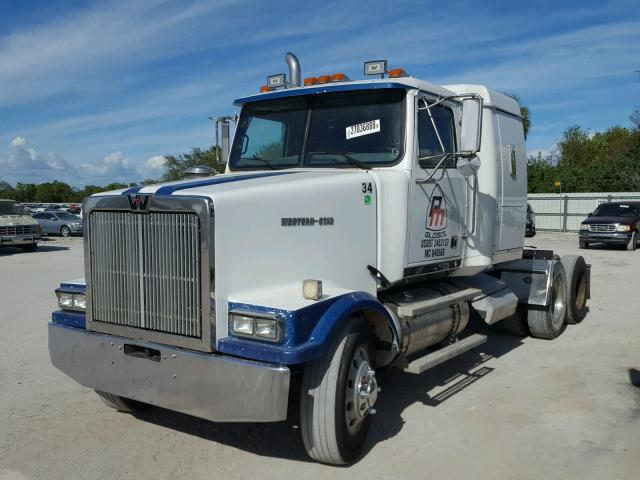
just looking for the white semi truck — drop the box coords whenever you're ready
[49,53,590,464]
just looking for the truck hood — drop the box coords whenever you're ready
[0,215,39,227]
[582,216,638,226]
[99,169,366,199]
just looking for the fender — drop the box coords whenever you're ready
[217,291,402,366]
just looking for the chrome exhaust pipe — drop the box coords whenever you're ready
[285,52,301,87]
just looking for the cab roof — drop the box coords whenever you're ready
[233,77,522,117]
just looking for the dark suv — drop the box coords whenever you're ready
[579,202,640,251]
[525,203,536,237]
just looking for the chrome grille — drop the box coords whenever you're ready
[89,211,201,337]
[588,224,616,232]
[0,224,39,235]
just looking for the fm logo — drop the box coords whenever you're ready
[127,194,150,211]
[426,186,447,231]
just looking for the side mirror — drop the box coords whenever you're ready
[213,115,237,165]
[460,97,482,156]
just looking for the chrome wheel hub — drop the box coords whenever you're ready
[345,346,378,435]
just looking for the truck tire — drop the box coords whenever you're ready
[501,305,529,337]
[527,262,567,339]
[560,255,588,324]
[627,231,637,251]
[95,390,148,413]
[21,243,37,252]
[579,240,589,249]
[300,317,377,465]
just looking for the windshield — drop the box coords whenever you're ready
[229,89,406,170]
[56,212,80,220]
[593,204,638,217]
[0,202,27,215]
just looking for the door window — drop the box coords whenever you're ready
[417,102,456,168]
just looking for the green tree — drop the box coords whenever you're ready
[162,146,224,181]
[502,92,530,139]
[0,181,16,199]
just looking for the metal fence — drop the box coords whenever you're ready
[527,192,640,232]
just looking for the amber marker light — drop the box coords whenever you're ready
[388,68,407,78]
[304,77,318,86]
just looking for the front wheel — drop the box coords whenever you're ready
[60,225,71,237]
[579,240,589,249]
[95,390,148,413]
[627,231,637,251]
[300,317,377,465]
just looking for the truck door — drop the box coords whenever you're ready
[406,96,465,273]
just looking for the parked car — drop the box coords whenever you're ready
[525,203,536,237]
[579,202,640,251]
[0,199,41,252]
[32,211,83,237]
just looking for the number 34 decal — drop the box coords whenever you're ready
[361,182,373,193]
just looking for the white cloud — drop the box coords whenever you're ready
[10,136,26,148]
[144,155,167,173]
[77,151,138,181]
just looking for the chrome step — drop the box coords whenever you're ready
[404,333,487,375]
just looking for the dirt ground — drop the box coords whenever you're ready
[0,233,638,480]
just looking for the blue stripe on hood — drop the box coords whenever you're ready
[122,171,297,196]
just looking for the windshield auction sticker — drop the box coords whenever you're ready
[346,119,380,140]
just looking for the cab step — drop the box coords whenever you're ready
[403,333,487,374]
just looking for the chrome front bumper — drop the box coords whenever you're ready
[49,323,290,422]
[0,234,40,245]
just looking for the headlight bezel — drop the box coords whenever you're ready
[579,224,589,231]
[56,289,86,312]
[230,311,281,343]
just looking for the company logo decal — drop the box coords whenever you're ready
[127,194,151,211]
[426,185,447,231]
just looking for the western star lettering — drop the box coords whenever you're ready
[281,217,335,227]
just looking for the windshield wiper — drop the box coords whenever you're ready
[240,156,281,170]
[308,151,369,170]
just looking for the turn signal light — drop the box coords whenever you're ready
[304,77,318,86]
[389,68,407,78]
[259,85,269,92]
[330,73,349,82]
[316,75,331,84]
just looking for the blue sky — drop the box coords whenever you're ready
[1,0,638,186]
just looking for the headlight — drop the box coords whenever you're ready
[580,224,589,231]
[616,224,631,232]
[230,312,280,341]
[56,290,86,311]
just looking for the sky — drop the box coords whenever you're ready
[0,0,639,187]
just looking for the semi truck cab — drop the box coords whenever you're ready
[49,53,590,465]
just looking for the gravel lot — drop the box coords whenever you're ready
[1,233,638,480]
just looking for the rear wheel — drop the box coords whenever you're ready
[60,225,71,237]
[627,231,637,251]
[561,255,588,324]
[95,390,148,413]
[300,317,377,465]
[527,263,567,339]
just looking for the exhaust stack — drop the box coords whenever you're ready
[285,52,301,87]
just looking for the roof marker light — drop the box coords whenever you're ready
[389,68,408,78]
[316,75,331,84]
[259,85,269,93]
[304,77,318,86]
[330,73,349,82]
